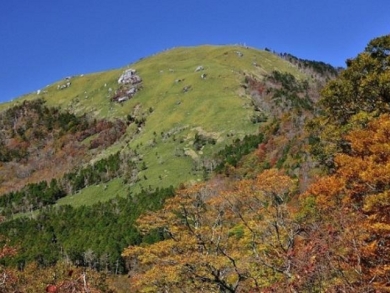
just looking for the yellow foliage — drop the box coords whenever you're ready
[123,113,390,291]
[363,191,390,213]
[122,169,299,291]
[304,114,390,291]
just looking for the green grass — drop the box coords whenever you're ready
[1,45,307,208]
[56,178,126,207]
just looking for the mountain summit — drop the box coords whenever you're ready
[0,44,345,292]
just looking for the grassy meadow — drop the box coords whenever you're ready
[1,45,305,207]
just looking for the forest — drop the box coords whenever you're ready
[0,35,389,292]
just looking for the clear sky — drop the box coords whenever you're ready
[0,0,389,103]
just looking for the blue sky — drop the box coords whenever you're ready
[0,0,389,103]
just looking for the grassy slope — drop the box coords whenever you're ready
[1,45,305,207]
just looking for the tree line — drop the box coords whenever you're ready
[0,186,175,274]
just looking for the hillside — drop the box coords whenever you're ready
[119,35,390,292]
[0,44,348,292]
[0,45,327,206]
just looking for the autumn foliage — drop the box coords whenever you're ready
[0,252,112,292]
[0,99,126,195]
[1,35,390,292]
[303,114,390,291]
[120,35,390,292]
[122,112,390,292]
[123,170,300,291]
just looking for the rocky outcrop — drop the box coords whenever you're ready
[118,69,142,85]
[112,69,143,103]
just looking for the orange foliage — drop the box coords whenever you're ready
[123,170,301,292]
[303,114,390,291]
[122,115,390,292]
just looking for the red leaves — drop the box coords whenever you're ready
[45,284,58,293]
[0,245,17,259]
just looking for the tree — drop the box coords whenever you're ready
[0,236,17,293]
[303,114,390,291]
[309,34,390,167]
[321,34,390,124]
[122,169,300,292]
[122,111,390,291]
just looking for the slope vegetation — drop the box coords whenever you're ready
[1,45,312,206]
[0,44,343,291]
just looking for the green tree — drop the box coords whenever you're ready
[309,34,390,168]
[320,34,390,124]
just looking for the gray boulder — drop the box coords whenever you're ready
[195,65,204,72]
[118,69,142,85]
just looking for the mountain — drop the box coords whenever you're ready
[118,36,390,292]
[0,44,344,291]
[0,45,335,207]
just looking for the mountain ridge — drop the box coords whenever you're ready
[1,44,332,204]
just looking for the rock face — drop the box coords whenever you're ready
[112,69,143,103]
[118,69,142,85]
